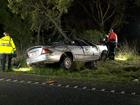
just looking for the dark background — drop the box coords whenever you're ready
[0,0,140,50]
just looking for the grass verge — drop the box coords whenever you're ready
[13,56,140,84]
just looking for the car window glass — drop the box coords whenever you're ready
[73,40,80,45]
[76,40,89,46]
[83,40,97,47]
[86,41,96,47]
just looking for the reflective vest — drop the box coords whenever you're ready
[108,32,118,43]
[0,36,16,54]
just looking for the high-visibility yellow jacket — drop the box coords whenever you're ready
[0,35,16,54]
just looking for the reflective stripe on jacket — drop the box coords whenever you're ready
[0,36,16,54]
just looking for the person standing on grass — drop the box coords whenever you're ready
[0,32,16,71]
[107,29,118,60]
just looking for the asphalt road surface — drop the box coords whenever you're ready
[0,73,139,105]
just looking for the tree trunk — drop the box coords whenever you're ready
[37,23,42,45]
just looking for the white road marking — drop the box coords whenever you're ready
[0,78,138,96]
[49,83,54,86]
[74,86,78,88]
[19,80,25,83]
[6,79,12,82]
[33,82,39,84]
[27,81,32,84]
[57,84,62,87]
[0,78,4,81]
[101,89,105,91]
[131,92,136,95]
[42,82,46,85]
[13,80,18,82]
[65,85,70,88]
[82,87,87,90]
[110,90,115,93]
[120,91,125,94]
[91,88,96,91]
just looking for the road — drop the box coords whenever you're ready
[0,73,139,105]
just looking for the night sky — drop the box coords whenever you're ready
[0,0,139,48]
[121,16,140,40]
[120,1,140,45]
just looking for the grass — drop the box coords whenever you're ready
[13,44,140,84]
[115,43,138,61]
[13,58,140,84]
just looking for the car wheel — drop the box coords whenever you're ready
[61,56,73,70]
[100,51,108,61]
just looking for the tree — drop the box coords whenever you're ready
[77,0,126,32]
[0,0,32,53]
[135,0,140,6]
[8,0,73,44]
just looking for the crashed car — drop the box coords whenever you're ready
[26,39,108,69]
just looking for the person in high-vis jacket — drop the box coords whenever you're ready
[0,32,16,71]
[107,29,118,60]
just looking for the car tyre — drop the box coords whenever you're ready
[60,56,73,70]
[100,51,108,61]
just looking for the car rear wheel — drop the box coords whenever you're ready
[60,56,73,70]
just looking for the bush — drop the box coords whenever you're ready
[116,42,138,61]
[80,29,106,42]
[12,55,27,68]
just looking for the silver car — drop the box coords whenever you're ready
[26,39,108,69]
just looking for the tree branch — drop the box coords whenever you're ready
[39,0,71,42]
[104,9,115,23]
[98,0,103,22]
[103,0,110,20]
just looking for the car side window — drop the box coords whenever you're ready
[73,40,79,45]
[83,40,96,47]
[74,40,88,46]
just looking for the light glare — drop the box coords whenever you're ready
[115,54,128,61]
[13,67,32,72]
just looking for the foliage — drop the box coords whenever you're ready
[0,0,32,53]
[116,42,138,61]
[81,29,105,42]
[77,0,126,32]
[8,0,73,44]
[135,0,140,6]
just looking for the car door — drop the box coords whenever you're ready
[68,40,85,61]
[81,40,100,61]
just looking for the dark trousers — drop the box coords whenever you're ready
[108,42,117,60]
[0,54,12,71]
